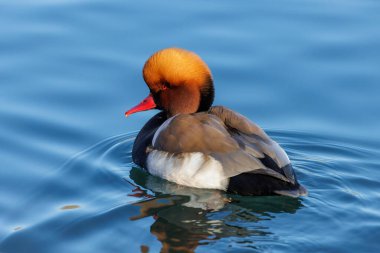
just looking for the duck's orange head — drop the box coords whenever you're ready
[125,48,214,117]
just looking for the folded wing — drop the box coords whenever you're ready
[208,106,297,184]
[150,106,296,186]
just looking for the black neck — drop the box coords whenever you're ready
[198,77,214,112]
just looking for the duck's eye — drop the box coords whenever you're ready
[161,81,170,90]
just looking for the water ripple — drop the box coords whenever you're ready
[1,129,379,252]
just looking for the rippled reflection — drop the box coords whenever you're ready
[127,167,303,252]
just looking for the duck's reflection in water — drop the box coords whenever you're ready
[128,167,303,253]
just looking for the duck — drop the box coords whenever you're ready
[125,48,307,197]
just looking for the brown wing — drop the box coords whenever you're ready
[209,106,295,183]
[151,106,294,183]
[151,112,239,154]
[208,106,290,168]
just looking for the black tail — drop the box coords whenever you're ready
[227,170,307,197]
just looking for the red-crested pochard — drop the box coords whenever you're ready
[125,48,307,197]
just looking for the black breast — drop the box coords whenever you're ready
[132,112,167,168]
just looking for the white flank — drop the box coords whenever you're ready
[147,150,228,190]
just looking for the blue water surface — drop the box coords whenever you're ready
[1,0,380,252]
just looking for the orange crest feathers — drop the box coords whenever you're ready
[143,48,212,91]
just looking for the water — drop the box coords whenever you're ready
[1,0,380,252]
